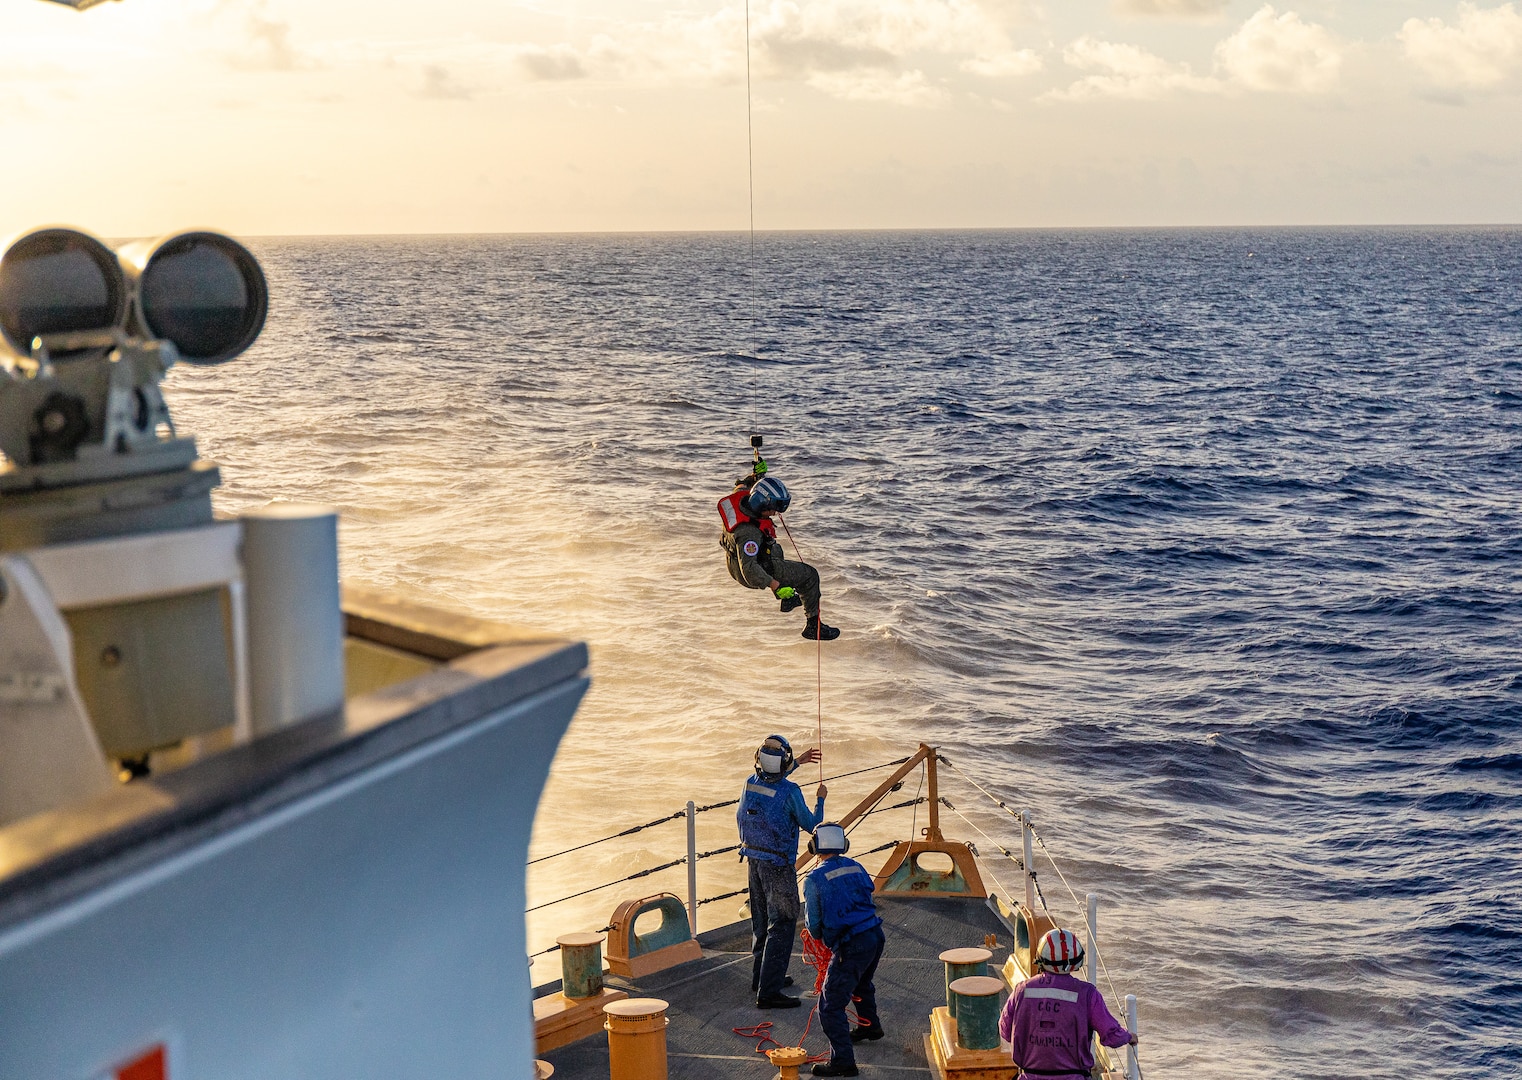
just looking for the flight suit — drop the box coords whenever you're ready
[720,521,822,617]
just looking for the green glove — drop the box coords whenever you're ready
[774,586,797,600]
[754,456,768,477]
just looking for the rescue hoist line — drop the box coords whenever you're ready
[743,0,758,430]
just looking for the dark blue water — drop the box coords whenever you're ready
[174,228,1522,1078]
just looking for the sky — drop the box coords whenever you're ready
[0,0,1520,235]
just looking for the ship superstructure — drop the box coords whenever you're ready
[0,226,589,1080]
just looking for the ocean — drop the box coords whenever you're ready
[168,228,1522,1078]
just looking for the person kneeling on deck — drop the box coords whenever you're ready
[739,734,827,1008]
[718,474,840,641]
[803,822,885,1078]
[999,928,1136,1080]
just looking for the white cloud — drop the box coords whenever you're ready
[1213,5,1340,93]
[1400,3,1522,90]
[807,68,950,104]
[753,0,1018,73]
[961,49,1043,77]
[1047,36,1219,100]
[465,0,1040,106]
[1050,5,1339,101]
[1113,0,1230,20]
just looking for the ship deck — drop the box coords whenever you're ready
[538,894,1014,1079]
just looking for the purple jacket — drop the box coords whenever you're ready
[998,971,1131,1078]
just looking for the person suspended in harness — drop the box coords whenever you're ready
[998,928,1137,1080]
[738,734,827,1008]
[718,473,840,641]
[802,823,886,1078]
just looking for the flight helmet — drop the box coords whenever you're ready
[743,476,791,517]
[756,734,794,776]
[1036,928,1085,974]
[808,822,849,856]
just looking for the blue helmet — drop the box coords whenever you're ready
[744,476,791,516]
[756,734,794,776]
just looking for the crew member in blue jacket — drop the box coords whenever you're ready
[738,733,826,1008]
[803,822,885,1077]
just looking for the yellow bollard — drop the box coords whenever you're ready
[604,997,670,1080]
[767,1045,810,1080]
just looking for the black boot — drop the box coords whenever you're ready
[850,1023,884,1042]
[802,616,840,641]
[811,1063,858,1077]
[756,993,801,1009]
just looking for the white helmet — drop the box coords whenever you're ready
[755,735,794,776]
[809,822,849,856]
[1036,928,1085,974]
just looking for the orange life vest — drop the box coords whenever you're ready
[718,490,776,538]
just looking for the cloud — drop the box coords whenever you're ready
[1049,5,1339,100]
[1213,5,1340,93]
[514,44,587,81]
[739,0,1042,99]
[807,68,950,104]
[216,0,311,71]
[1047,36,1219,100]
[1113,0,1229,19]
[1399,3,1522,90]
[419,64,471,99]
[373,0,1038,106]
[961,49,1043,77]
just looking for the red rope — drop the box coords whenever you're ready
[801,926,833,994]
[734,930,868,1063]
[732,1008,831,1064]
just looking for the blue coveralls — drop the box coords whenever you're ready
[738,770,824,998]
[804,855,885,1069]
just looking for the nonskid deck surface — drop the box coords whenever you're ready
[539,895,1013,1079]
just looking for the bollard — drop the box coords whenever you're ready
[557,933,605,1000]
[948,975,1004,1051]
[767,1045,810,1080]
[605,997,670,1080]
[533,1062,554,1079]
[938,947,993,1019]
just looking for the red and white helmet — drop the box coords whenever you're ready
[1036,929,1085,973]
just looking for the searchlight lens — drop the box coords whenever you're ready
[137,232,267,364]
[0,228,127,355]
